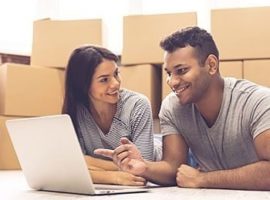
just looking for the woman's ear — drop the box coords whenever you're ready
[206,54,219,75]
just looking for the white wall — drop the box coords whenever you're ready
[1,0,270,55]
[0,0,37,55]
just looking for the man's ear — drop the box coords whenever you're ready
[205,54,219,75]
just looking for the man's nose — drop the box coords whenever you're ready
[167,74,180,91]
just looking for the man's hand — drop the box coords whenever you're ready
[176,164,203,188]
[94,138,147,176]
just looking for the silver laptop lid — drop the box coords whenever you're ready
[6,114,95,194]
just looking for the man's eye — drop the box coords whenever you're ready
[176,68,188,75]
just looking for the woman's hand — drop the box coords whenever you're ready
[90,170,146,186]
[84,155,118,171]
[113,171,146,186]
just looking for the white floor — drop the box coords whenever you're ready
[1,170,270,200]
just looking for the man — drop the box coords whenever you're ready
[95,26,270,190]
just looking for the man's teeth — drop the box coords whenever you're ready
[174,85,188,94]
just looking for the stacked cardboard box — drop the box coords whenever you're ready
[244,60,270,87]
[0,116,21,169]
[0,63,64,116]
[211,7,270,86]
[120,64,161,118]
[31,18,102,68]
[219,61,243,79]
[122,12,197,65]
[0,63,65,169]
[0,18,102,169]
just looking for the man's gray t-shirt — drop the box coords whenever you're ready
[159,78,270,172]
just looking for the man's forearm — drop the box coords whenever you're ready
[142,160,178,186]
[200,161,270,190]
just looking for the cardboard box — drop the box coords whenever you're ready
[120,64,161,117]
[31,18,102,68]
[0,63,64,116]
[0,116,21,169]
[243,60,270,87]
[211,7,270,60]
[122,12,197,65]
[219,61,243,79]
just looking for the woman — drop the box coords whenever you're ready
[62,44,160,186]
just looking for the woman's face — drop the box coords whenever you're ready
[89,59,121,105]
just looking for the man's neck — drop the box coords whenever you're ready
[195,77,224,128]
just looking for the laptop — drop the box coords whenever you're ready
[5,114,149,195]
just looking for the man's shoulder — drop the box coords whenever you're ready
[161,92,179,107]
[160,92,193,116]
[225,78,270,96]
[162,91,179,101]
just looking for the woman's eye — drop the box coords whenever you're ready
[114,71,120,77]
[100,78,108,82]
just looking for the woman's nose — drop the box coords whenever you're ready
[110,76,120,88]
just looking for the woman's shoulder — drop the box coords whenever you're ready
[120,88,149,104]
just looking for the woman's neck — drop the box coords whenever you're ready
[89,102,117,134]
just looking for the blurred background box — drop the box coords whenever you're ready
[120,64,161,118]
[0,116,21,170]
[212,7,270,60]
[121,12,197,65]
[31,18,102,68]
[243,59,270,87]
[0,63,64,116]
[219,61,243,79]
